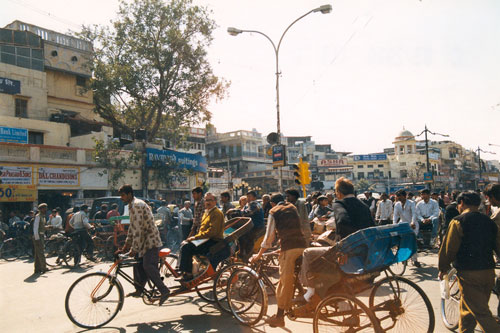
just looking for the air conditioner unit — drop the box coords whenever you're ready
[50,113,65,123]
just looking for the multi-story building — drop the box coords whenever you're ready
[0,21,116,217]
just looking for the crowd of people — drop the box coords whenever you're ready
[1,180,500,331]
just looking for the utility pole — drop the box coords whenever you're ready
[417,125,449,190]
[474,146,496,189]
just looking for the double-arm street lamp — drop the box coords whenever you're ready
[228,4,332,192]
[416,125,449,190]
[475,146,496,188]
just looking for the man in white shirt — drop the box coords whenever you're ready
[69,205,95,261]
[393,189,420,267]
[48,208,63,230]
[415,189,440,246]
[376,193,393,225]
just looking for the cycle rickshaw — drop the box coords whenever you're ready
[225,223,435,332]
[64,217,253,329]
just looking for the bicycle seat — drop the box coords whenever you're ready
[159,248,171,258]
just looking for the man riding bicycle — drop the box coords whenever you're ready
[117,184,170,306]
[251,193,307,327]
[297,177,375,314]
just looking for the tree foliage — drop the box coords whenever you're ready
[354,178,376,193]
[92,138,141,190]
[79,0,227,141]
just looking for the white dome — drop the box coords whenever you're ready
[397,129,414,138]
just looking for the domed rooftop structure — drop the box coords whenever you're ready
[394,128,415,141]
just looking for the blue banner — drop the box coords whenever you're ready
[0,126,28,144]
[146,148,207,173]
[353,153,387,161]
[0,77,21,95]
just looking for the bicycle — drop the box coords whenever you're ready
[65,217,254,329]
[0,222,33,260]
[213,249,281,314]
[440,264,500,331]
[224,223,435,332]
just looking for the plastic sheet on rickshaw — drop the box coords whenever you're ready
[335,223,417,275]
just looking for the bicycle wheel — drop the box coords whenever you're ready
[45,239,64,267]
[213,263,248,313]
[441,268,460,330]
[313,293,382,333]
[160,254,180,288]
[388,260,407,276]
[104,236,115,261]
[195,260,228,303]
[369,276,435,333]
[227,267,268,326]
[92,236,105,261]
[65,272,124,329]
[62,240,81,268]
[1,238,21,261]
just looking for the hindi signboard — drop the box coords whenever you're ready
[0,165,33,184]
[318,159,347,167]
[0,77,21,95]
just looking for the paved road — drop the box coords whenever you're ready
[1,250,498,332]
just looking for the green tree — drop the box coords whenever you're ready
[354,178,376,193]
[79,0,227,142]
[92,138,141,191]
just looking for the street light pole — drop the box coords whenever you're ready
[475,146,496,189]
[417,125,449,190]
[228,4,332,192]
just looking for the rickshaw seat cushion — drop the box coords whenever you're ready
[159,248,171,258]
[207,241,231,268]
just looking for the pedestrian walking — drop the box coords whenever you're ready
[439,191,500,332]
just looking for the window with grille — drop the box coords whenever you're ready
[15,98,28,118]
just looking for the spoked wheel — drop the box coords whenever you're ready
[388,260,407,276]
[440,268,460,330]
[142,280,161,305]
[369,276,435,333]
[92,236,105,261]
[1,238,21,261]
[313,293,382,333]
[213,263,248,313]
[195,260,228,303]
[160,254,180,289]
[62,240,81,268]
[65,272,124,329]
[227,267,268,326]
[45,239,65,267]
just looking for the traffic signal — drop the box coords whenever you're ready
[292,164,301,185]
[292,158,312,185]
[299,160,311,185]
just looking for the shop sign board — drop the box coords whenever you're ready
[0,126,28,144]
[0,184,37,202]
[146,148,207,173]
[272,144,286,167]
[353,154,387,161]
[0,165,33,184]
[318,159,347,167]
[38,167,80,186]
